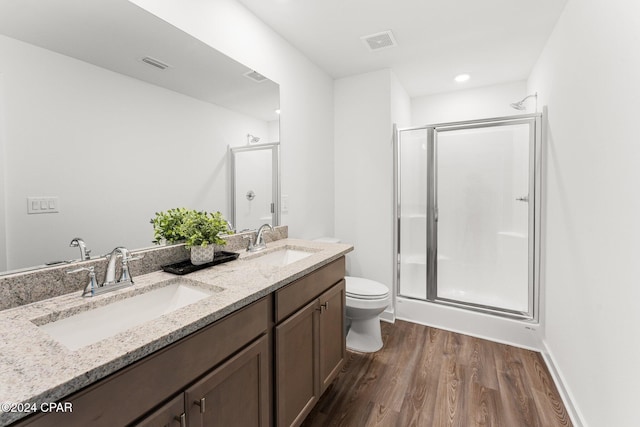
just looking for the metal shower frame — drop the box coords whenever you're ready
[393,113,543,321]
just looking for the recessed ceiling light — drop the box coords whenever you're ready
[455,74,470,83]
[275,109,281,115]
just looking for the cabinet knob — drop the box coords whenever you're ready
[194,397,206,414]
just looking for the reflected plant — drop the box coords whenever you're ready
[151,207,190,245]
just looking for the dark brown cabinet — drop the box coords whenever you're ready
[275,275,346,427]
[275,299,320,427]
[185,335,270,427]
[318,280,346,394]
[135,395,185,427]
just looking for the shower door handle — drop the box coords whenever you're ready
[434,208,438,222]
[516,195,529,202]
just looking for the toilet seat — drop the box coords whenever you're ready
[345,276,389,300]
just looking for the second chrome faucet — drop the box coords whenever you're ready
[244,224,273,252]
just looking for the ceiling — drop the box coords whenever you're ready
[237,0,568,97]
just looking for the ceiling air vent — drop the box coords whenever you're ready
[361,30,398,52]
[141,56,170,70]
[244,70,268,83]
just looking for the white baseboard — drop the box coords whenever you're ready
[540,340,586,427]
[380,307,395,323]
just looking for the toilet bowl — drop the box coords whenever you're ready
[345,276,390,353]
[313,237,390,353]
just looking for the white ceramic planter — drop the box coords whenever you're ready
[190,245,215,265]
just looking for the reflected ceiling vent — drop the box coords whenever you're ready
[361,30,397,51]
[141,56,170,70]
[244,70,268,83]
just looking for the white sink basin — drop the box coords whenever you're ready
[252,248,313,267]
[37,281,219,350]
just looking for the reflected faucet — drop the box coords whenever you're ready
[69,237,91,260]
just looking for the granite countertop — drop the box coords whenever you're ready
[0,238,353,426]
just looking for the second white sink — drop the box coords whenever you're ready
[251,248,314,267]
[36,280,220,351]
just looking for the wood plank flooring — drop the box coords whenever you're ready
[302,320,572,427]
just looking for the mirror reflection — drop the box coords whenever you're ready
[0,0,280,274]
[230,143,280,232]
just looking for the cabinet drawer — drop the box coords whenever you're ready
[13,297,269,427]
[274,257,345,323]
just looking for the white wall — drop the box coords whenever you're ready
[334,70,395,289]
[0,34,267,269]
[528,1,640,425]
[411,81,527,125]
[130,0,336,240]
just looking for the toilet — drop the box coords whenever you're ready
[314,238,391,353]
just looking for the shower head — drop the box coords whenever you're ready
[247,134,260,144]
[510,93,537,111]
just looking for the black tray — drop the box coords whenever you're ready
[161,251,240,275]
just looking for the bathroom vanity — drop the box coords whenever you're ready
[0,239,352,427]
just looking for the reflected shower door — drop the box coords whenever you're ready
[230,143,280,232]
[433,119,536,315]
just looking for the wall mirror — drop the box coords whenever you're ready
[0,0,280,275]
[230,143,280,233]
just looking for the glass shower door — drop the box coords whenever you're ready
[396,115,541,319]
[433,121,534,314]
[397,128,429,299]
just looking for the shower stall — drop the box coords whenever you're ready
[394,114,541,320]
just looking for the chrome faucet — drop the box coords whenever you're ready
[104,247,142,286]
[67,246,143,297]
[245,224,273,252]
[69,237,91,260]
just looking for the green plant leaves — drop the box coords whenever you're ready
[151,208,230,248]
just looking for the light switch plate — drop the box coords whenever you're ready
[27,197,59,214]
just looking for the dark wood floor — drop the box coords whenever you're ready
[302,320,572,427]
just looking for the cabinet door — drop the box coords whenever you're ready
[185,335,269,427]
[318,280,346,393]
[275,299,320,427]
[135,394,185,427]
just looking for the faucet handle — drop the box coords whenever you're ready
[66,266,95,275]
[123,254,144,263]
[119,253,144,284]
[242,235,254,252]
[67,266,98,297]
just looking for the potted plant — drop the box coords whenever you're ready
[179,210,230,265]
[150,207,189,245]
